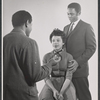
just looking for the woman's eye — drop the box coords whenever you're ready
[57,40,60,42]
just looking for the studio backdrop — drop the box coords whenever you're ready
[3,0,98,100]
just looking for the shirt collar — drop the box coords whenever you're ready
[73,18,80,26]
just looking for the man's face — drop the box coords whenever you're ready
[26,21,32,37]
[67,8,80,22]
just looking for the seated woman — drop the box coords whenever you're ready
[39,29,77,100]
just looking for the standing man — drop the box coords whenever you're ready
[3,10,56,100]
[63,3,96,100]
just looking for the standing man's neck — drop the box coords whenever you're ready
[74,17,80,22]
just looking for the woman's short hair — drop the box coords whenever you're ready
[50,29,66,43]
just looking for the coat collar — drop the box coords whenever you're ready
[11,28,26,36]
[67,20,83,37]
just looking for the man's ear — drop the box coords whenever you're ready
[78,11,81,16]
[25,22,27,27]
[25,20,29,27]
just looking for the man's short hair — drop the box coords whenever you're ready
[68,3,81,13]
[50,29,66,43]
[12,10,32,27]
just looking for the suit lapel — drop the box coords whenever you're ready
[67,20,82,38]
[72,20,82,33]
[65,24,70,38]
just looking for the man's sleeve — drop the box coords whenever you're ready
[76,24,96,65]
[21,40,52,84]
[42,54,51,82]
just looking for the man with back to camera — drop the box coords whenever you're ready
[3,10,56,100]
[63,2,96,100]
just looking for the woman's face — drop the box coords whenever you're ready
[51,36,64,51]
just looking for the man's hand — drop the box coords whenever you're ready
[48,57,57,66]
[68,60,78,73]
[52,54,61,62]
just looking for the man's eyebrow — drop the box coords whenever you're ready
[67,13,74,14]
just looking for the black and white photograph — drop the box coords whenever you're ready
[2,0,98,100]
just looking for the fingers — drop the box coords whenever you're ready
[53,54,61,62]
[68,60,79,68]
[68,60,76,68]
[69,59,75,63]
[68,63,74,68]
[68,65,78,73]
[48,58,57,66]
[58,94,64,100]
[53,91,59,100]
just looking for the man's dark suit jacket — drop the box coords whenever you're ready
[63,20,96,77]
[3,28,51,100]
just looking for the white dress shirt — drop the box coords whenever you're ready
[72,19,80,30]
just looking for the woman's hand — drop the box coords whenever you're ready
[58,93,64,100]
[53,89,59,100]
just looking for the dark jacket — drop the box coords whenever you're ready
[63,20,96,77]
[3,28,51,100]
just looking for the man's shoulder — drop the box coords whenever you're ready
[64,24,70,29]
[14,33,37,47]
[28,37,36,43]
[24,37,38,48]
[80,20,91,26]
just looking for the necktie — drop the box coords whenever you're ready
[68,23,74,35]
